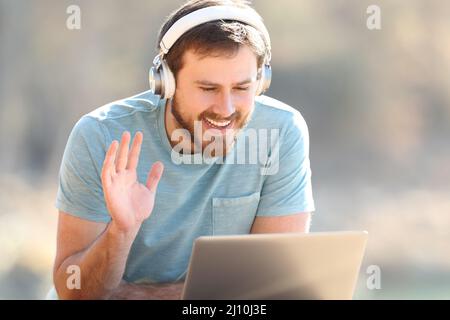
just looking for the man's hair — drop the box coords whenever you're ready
[157,0,268,80]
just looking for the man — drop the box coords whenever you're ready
[52,0,315,299]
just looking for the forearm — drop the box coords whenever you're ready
[55,222,138,299]
[108,280,185,300]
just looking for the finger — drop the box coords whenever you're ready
[115,131,131,172]
[101,140,119,188]
[146,161,164,193]
[126,131,143,171]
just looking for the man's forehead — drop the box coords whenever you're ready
[180,47,258,83]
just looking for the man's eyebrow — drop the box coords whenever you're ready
[194,78,255,86]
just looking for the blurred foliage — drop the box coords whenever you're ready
[0,0,449,299]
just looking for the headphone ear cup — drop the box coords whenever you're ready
[262,64,272,94]
[255,67,265,96]
[255,64,272,95]
[161,60,176,99]
[149,65,162,96]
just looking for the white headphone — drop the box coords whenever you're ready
[149,5,272,99]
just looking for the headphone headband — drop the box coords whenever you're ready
[160,5,271,61]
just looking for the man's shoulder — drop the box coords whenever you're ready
[68,91,162,143]
[253,95,309,135]
[84,90,162,123]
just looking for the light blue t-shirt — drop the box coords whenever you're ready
[56,90,315,283]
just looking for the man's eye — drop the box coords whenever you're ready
[200,87,216,92]
[199,87,249,92]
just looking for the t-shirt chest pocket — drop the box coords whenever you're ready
[212,192,260,235]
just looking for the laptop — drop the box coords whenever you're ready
[181,231,368,300]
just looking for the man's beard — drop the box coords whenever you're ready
[169,96,253,157]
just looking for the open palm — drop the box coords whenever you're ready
[101,131,164,232]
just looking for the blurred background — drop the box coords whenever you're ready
[0,0,449,299]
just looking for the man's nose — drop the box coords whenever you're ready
[214,92,235,119]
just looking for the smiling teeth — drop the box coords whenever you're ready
[205,117,231,128]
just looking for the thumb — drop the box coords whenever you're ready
[146,161,164,193]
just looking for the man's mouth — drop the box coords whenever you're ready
[202,116,234,131]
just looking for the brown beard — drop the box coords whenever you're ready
[169,96,254,155]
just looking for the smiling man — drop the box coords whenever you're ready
[52,0,315,299]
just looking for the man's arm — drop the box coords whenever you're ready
[54,131,183,299]
[109,281,184,300]
[54,211,135,299]
[250,212,311,234]
[54,211,184,300]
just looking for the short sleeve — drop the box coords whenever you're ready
[55,116,112,223]
[256,112,315,216]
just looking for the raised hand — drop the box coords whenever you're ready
[101,131,164,233]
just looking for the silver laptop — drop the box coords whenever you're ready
[181,231,368,300]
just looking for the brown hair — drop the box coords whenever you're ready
[157,0,268,80]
